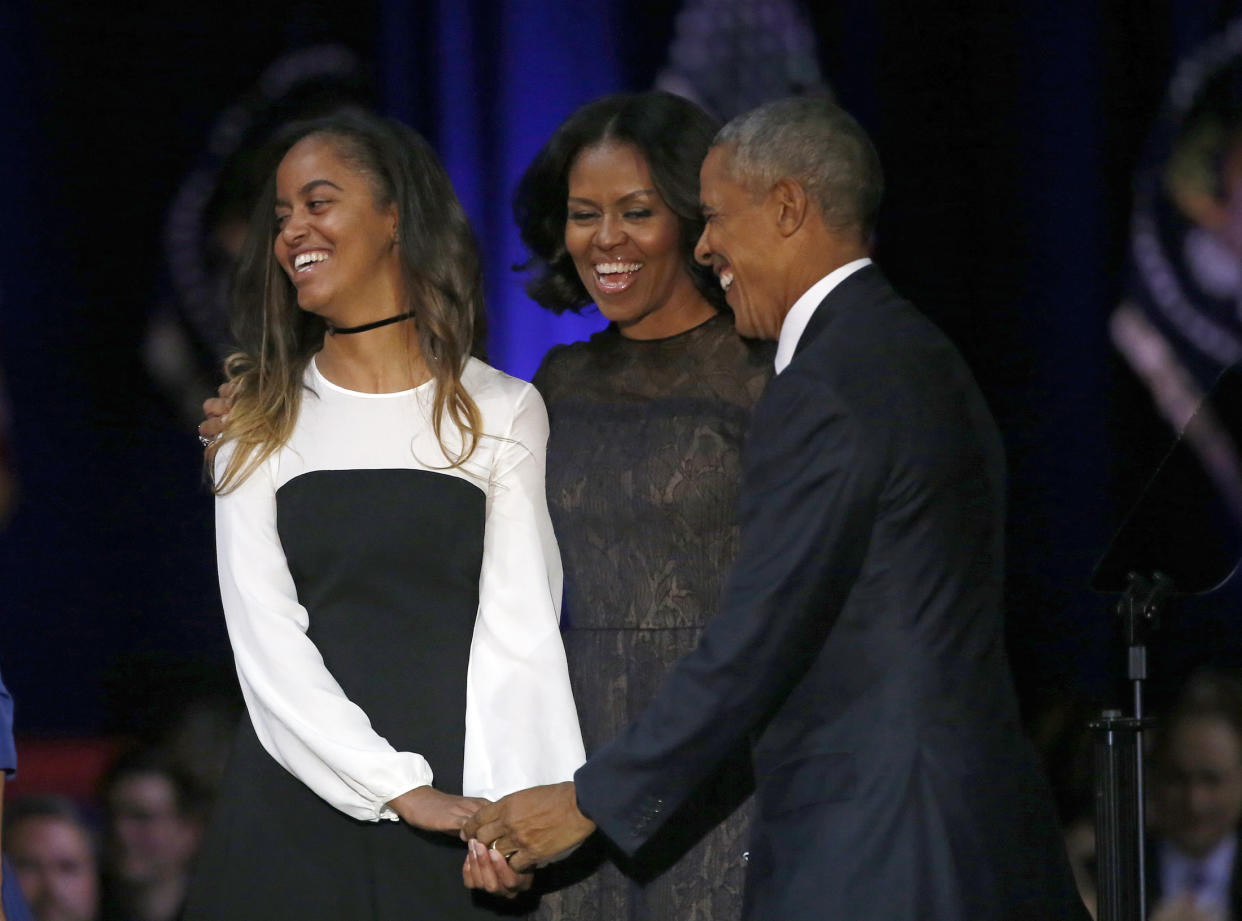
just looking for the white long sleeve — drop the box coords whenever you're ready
[464,381,585,799]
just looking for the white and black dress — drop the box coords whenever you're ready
[185,357,584,921]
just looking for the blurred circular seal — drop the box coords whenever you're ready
[1118,19,1242,429]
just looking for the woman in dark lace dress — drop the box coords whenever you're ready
[514,92,773,921]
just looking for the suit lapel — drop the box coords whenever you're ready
[792,263,887,361]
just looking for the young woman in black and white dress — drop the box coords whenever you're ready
[184,111,583,921]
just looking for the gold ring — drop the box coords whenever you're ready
[488,839,517,863]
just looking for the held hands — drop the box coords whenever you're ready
[387,787,533,899]
[460,782,594,899]
[386,785,489,835]
[462,837,534,899]
[460,781,595,873]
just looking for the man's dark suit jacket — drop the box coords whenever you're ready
[575,266,1089,920]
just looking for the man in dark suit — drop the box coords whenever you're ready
[1145,670,1242,921]
[463,96,1088,920]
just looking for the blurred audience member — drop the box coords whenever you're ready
[99,750,203,921]
[98,661,240,809]
[157,698,237,807]
[4,797,99,921]
[1148,669,1242,921]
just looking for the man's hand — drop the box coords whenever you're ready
[198,380,237,445]
[461,781,595,873]
[461,837,534,899]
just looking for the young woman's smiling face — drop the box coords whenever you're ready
[272,134,401,324]
[564,142,712,339]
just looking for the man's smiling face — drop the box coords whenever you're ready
[694,146,787,340]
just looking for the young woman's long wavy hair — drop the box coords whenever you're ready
[211,112,487,493]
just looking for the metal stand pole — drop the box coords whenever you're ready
[1090,572,1172,921]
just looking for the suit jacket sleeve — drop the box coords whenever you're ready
[0,668,14,776]
[575,368,885,854]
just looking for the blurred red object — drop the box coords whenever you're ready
[10,737,125,801]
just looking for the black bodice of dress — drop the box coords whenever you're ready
[277,467,485,789]
[533,312,775,632]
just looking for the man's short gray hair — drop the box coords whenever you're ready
[714,95,883,238]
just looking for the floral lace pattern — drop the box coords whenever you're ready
[533,313,773,921]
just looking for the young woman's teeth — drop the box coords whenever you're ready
[294,252,329,271]
[720,268,734,293]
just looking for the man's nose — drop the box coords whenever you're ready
[693,227,712,266]
[1187,783,1215,814]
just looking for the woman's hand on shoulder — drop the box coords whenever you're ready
[387,785,490,835]
[198,380,237,445]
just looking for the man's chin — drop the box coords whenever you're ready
[734,319,768,342]
[731,310,755,339]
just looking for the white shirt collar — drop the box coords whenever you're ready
[773,258,872,374]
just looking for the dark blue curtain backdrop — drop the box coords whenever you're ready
[0,0,1237,736]
[383,0,616,380]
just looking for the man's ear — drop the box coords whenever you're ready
[772,178,809,237]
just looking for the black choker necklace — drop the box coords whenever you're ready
[328,311,415,335]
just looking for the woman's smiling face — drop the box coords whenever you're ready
[564,142,709,339]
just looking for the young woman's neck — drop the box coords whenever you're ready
[315,320,430,394]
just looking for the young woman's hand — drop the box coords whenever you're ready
[387,785,490,835]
